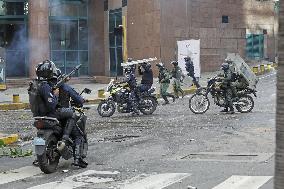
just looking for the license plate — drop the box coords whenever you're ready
[33,137,46,146]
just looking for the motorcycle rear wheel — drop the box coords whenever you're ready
[139,96,157,115]
[189,94,210,114]
[37,135,60,174]
[235,95,254,113]
[97,101,116,117]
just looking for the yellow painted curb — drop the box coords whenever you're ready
[98,89,105,98]
[86,98,104,104]
[0,103,30,111]
[0,84,7,90]
[0,134,19,145]
[260,64,265,73]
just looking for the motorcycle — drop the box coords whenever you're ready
[188,76,257,114]
[33,88,91,174]
[97,79,158,117]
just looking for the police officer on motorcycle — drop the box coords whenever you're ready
[120,63,140,116]
[185,56,200,88]
[35,60,88,168]
[138,62,153,92]
[220,61,235,114]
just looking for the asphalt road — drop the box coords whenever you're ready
[0,71,276,189]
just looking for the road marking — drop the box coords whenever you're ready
[258,72,276,80]
[119,173,191,189]
[28,170,119,189]
[0,166,42,185]
[212,175,273,189]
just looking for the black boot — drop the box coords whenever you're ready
[220,107,228,112]
[72,145,88,168]
[227,107,235,114]
[162,96,169,105]
[62,119,76,143]
[169,94,176,102]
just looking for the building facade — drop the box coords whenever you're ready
[0,0,278,78]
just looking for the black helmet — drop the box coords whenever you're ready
[184,56,191,61]
[124,66,132,74]
[127,58,133,62]
[225,58,233,64]
[171,61,178,66]
[36,60,58,80]
[141,62,151,70]
[156,62,165,69]
[221,63,230,71]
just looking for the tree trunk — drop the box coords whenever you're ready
[275,1,284,189]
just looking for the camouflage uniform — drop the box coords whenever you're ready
[171,63,184,98]
[221,63,235,113]
[157,63,175,105]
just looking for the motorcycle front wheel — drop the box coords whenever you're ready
[189,94,210,114]
[97,100,116,117]
[235,95,254,113]
[139,96,157,115]
[37,135,60,174]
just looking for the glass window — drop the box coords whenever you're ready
[0,1,27,16]
[222,15,229,23]
[49,0,89,76]
[79,51,88,66]
[109,9,123,76]
[49,0,87,17]
[79,19,88,50]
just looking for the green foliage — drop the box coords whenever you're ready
[0,146,33,158]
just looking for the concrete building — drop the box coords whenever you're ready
[0,0,278,79]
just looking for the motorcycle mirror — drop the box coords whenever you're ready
[83,88,92,94]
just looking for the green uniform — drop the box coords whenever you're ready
[158,68,175,104]
[171,65,184,98]
[222,69,234,111]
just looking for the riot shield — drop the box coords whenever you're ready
[226,53,258,89]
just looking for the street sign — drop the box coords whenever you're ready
[0,47,6,90]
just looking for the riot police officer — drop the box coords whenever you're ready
[171,61,185,98]
[35,60,88,168]
[220,62,235,114]
[156,63,175,105]
[185,56,200,88]
[120,65,139,115]
[138,62,153,92]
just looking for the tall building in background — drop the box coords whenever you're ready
[0,0,278,79]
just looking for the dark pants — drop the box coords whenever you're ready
[188,73,200,88]
[139,84,152,92]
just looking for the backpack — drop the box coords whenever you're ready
[28,80,46,117]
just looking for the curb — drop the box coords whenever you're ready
[0,134,19,146]
[0,103,30,111]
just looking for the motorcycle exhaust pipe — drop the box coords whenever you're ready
[57,141,73,160]
[57,141,66,151]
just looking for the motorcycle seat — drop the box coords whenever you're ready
[34,117,60,124]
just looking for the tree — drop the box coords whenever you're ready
[275,1,284,189]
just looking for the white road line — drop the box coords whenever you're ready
[212,175,273,189]
[0,166,42,185]
[28,170,119,189]
[119,173,191,189]
[258,72,276,80]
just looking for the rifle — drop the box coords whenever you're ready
[54,64,82,89]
